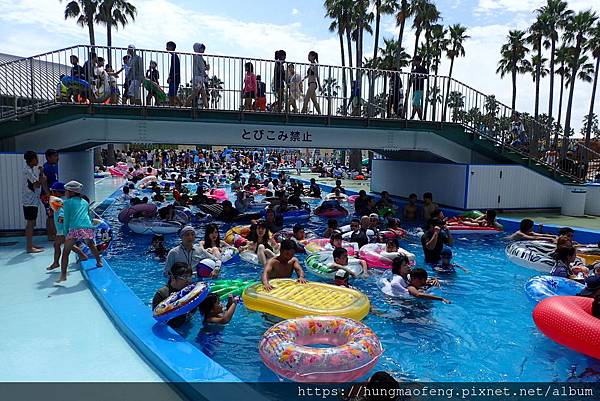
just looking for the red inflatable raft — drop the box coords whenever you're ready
[533,296,600,360]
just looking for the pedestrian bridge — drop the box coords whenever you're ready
[0,44,594,185]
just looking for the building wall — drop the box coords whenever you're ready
[371,159,468,208]
[466,165,563,209]
[372,160,566,210]
[0,153,47,231]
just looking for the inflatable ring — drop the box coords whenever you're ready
[136,175,158,189]
[240,251,261,266]
[304,238,359,256]
[153,282,209,322]
[359,243,415,269]
[305,252,364,279]
[259,316,383,382]
[49,196,63,212]
[533,296,600,360]
[506,241,585,272]
[81,218,113,256]
[377,207,395,218]
[325,193,348,202]
[225,225,252,247]
[118,203,158,224]
[525,276,584,303]
[205,188,228,202]
[380,228,407,240]
[273,228,317,243]
[127,218,182,235]
[195,248,239,278]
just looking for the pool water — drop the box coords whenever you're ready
[102,191,600,382]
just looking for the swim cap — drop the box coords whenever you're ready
[179,225,195,238]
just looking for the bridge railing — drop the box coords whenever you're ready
[0,44,596,182]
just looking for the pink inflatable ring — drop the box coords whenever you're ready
[259,316,383,382]
[533,296,600,360]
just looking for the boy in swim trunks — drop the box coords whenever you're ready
[433,247,468,273]
[327,247,368,287]
[407,268,451,303]
[422,192,438,221]
[403,193,418,221]
[261,239,307,291]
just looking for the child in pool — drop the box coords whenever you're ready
[323,218,338,238]
[407,268,451,303]
[328,247,368,287]
[198,293,239,324]
[379,238,413,263]
[433,247,468,273]
[150,234,169,260]
[379,255,412,297]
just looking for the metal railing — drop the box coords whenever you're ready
[1,44,598,183]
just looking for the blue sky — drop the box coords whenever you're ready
[0,0,598,132]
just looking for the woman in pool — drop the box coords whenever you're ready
[241,222,279,266]
[199,224,234,275]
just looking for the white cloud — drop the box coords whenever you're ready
[476,0,594,15]
[292,8,300,15]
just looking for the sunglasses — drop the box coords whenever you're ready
[175,274,192,280]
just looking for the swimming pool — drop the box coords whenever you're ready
[101,191,599,382]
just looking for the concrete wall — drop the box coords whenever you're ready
[371,159,468,209]
[466,165,563,210]
[372,160,566,210]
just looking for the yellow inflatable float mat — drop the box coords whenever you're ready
[242,279,370,320]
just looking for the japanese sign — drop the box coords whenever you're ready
[241,129,313,144]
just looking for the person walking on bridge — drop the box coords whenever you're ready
[126,45,144,106]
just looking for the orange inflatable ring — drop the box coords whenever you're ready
[533,296,600,360]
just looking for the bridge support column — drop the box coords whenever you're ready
[60,150,96,203]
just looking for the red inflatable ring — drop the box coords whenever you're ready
[533,296,600,360]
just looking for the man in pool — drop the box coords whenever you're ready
[506,219,556,241]
[152,262,196,328]
[163,226,209,277]
[261,239,307,291]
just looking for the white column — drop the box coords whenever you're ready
[59,150,96,203]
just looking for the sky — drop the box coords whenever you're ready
[0,0,598,133]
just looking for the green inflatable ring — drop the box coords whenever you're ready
[143,78,167,102]
[377,207,395,218]
[209,279,257,300]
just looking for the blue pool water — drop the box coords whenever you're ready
[102,191,600,382]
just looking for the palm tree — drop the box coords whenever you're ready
[538,0,572,121]
[496,30,531,112]
[443,24,469,121]
[584,23,600,148]
[447,91,465,122]
[394,0,411,69]
[562,10,598,153]
[369,0,396,113]
[350,2,373,117]
[410,0,440,60]
[325,0,353,114]
[528,55,550,83]
[62,0,99,46]
[95,0,136,63]
[528,16,547,120]
[554,44,570,124]
[207,75,224,109]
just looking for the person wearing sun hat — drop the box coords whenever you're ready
[56,181,102,283]
[163,225,204,277]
